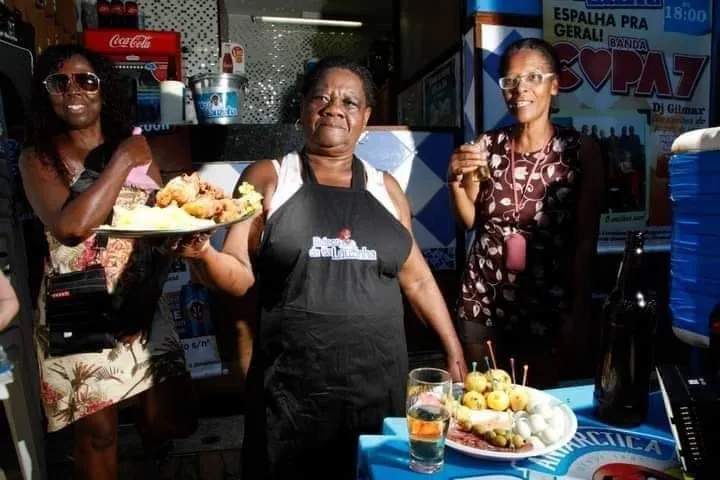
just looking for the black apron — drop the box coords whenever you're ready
[242,153,412,479]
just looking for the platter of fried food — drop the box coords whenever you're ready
[93,173,263,238]
[445,352,577,461]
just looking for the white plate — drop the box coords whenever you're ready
[445,386,578,461]
[92,210,255,239]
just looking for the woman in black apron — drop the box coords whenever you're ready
[180,57,467,479]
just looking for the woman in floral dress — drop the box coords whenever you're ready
[448,38,604,386]
[19,45,195,479]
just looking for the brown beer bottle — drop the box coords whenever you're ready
[594,231,657,426]
[124,1,138,29]
[96,0,111,28]
[109,0,124,28]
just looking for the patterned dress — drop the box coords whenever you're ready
[458,126,583,364]
[36,173,187,432]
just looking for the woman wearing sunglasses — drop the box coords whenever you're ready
[18,44,196,479]
[448,38,604,387]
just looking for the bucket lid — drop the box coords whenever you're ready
[188,72,248,84]
[671,127,720,154]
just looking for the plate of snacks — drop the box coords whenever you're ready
[93,174,262,238]
[445,342,577,461]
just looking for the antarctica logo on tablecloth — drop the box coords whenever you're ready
[455,426,680,479]
[515,426,681,479]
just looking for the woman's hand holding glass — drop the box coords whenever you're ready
[448,142,490,184]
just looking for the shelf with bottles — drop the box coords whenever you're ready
[88,0,140,30]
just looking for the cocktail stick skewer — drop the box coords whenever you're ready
[510,357,516,384]
[522,364,529,387]
[486,340,497,370]
[484,356,491,372]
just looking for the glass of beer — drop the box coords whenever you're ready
[406,368,452,474]
[470,163,491,183]
[466,141,490,183]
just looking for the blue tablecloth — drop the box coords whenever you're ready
[358,385,682,480]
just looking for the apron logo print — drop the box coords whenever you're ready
[308,230,378,261]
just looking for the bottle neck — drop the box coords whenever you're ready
[615,235,646,297]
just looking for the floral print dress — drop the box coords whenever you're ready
[36,173,187,432]
[458,126,583,358]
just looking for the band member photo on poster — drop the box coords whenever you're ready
[554,110,650,228]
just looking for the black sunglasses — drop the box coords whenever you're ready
[43,72,101,95]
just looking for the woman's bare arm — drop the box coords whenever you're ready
[187,160,276,296]
[384,174,468,381]
[0,272,19,331]
[449,179,480,230]
[18,136,152,246]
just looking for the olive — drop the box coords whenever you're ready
[493,434,508,448]
[472,423,491,436]
[512,433,526,449]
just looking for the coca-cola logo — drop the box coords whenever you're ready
[109,34,151,49]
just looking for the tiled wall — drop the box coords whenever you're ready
[132,4,383,122]
[225,15,381,124]
[137,0,219,80]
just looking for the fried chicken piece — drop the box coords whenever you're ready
[182,196,222,219]
[155,173,201,207]
[198,180,227,200]
[154,188,174,208]
[213,198,242,223]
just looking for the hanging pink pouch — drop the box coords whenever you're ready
[504,232,527,272]
[504,136,547,274]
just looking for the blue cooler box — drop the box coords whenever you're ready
[669,127,720,347]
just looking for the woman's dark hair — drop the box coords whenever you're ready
[28,44,131,178]
[300,56,376,108]
[499,38,561,77]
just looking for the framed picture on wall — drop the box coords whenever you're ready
[422,52,461,128]
[397,80,424,127]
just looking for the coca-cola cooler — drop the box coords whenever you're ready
[82,29,182,125]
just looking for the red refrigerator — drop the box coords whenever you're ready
[82,28,182,125]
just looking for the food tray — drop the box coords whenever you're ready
[92,209,256,239]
